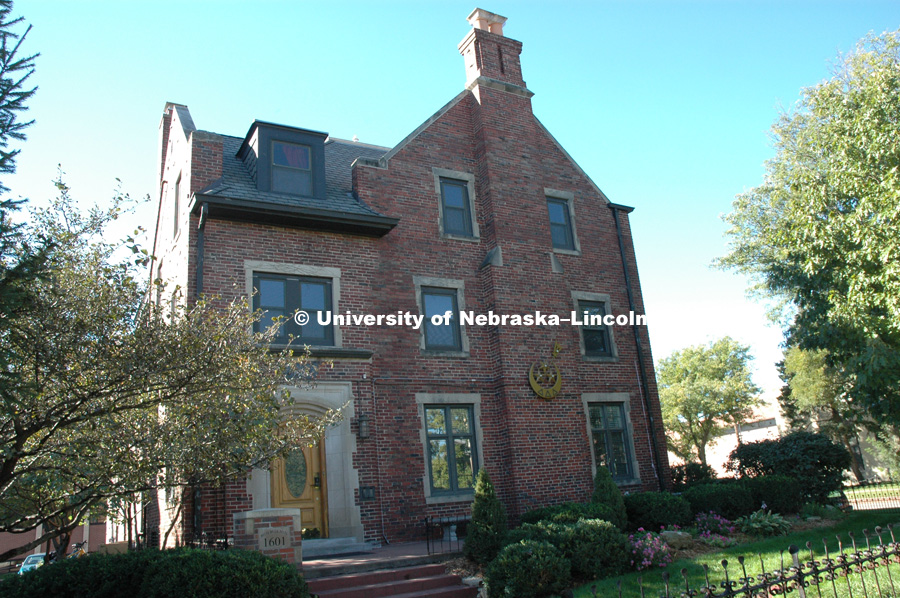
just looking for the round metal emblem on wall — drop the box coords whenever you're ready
[528,342,563,400]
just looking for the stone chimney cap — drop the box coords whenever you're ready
[466,8,507,36]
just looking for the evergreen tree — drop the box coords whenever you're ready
[464,469,507,564]
[591,466,627,529]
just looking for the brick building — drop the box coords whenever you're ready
[149,8,669,550]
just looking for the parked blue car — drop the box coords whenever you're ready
[17,554,44,575]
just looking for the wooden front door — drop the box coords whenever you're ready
[271,441,328,537]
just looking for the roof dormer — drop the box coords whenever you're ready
[237,120,328,200]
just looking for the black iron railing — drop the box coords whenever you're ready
[187,530,230,550]
[424,515,470,555]
[603,525,900,598]
[842,478,900,512]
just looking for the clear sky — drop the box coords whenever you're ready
[7,1,899,398]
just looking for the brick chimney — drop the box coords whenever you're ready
[458,8,529,93]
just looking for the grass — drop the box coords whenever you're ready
[574,510,900,598]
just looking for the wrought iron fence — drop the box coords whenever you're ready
[842,478,900,512]
[187,530,230,551]
[424,515,470,555]
[603,525,900,598]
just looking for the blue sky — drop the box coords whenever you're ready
[7,1,899,397]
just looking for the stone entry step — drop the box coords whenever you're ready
[302,537,376,559]
[307,563,478,598]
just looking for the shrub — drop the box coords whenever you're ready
[740,474,802,514]
[726,431,851,504]
[627,529,673,571]
[699,533,738,548]
[0,548,310,598]
[683,483,754,519]
[504,519,629,581]
[694,511,735,537]
[464,469,508,564]
[592,466,628,529]
[623,492,692,531]
[671,462,716,490]
[564,519,630,580]
[485,540,571,598]
[520,501,621,529]
[735,508,791,537]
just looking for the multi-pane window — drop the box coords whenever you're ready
[253,273,333,345]
[424,405,477,493]
[422,287,461,351]
[578,300,613,357]
[547,197,575,250]
[440,178,474,237]
[271,140,312,195]
[588,402,633,480]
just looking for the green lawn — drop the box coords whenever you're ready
[575,510,900,598]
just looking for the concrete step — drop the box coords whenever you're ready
[307,563,477,598]
[309,564,446,592]
[303,537,376,559]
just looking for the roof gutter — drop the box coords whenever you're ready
[189,194,398,238]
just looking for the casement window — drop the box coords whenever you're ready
[588,402,633,481]
[577,299,613,358]
[271,140,312,196]
[439,178,474,237]
[424,404,478,494]
[421,286,462,351]
[253,272,333,346]
[432,168,479,240]
[547,196,575,251]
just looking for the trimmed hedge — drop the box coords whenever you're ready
[726,431,850,504]
[504,519,629,580]
[520,501,623,529]
[671,462,716,490]
[485,540,571,598]
[740,474,803,514]
[623,492,692,531]
[0,548,310,598]
[683,483,754,519]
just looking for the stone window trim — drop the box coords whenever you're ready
[545,188,581,256]
[413,275,470,357]
[571,290,618,362]
[432,167,480,242]
[581,392,642,487]
[415,393,485,504]
[245,260,342,349]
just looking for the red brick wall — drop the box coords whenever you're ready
[162,27,670,546]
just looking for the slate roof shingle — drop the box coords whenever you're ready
[197,134,390,219]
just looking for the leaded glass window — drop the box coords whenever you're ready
[588,402,633,481]
[424,405,477,493]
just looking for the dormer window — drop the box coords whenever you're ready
[237,121,327,199]
[272,141,312,195]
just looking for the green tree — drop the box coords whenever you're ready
[0,183,333,562]
[782,347,867,480]
[657,337,762,465]
[718,29,900,430]
[591,465,627,529]
[463,469,507,564]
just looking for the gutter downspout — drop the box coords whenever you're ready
[196,202,208,299]
[609,203,666,491]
